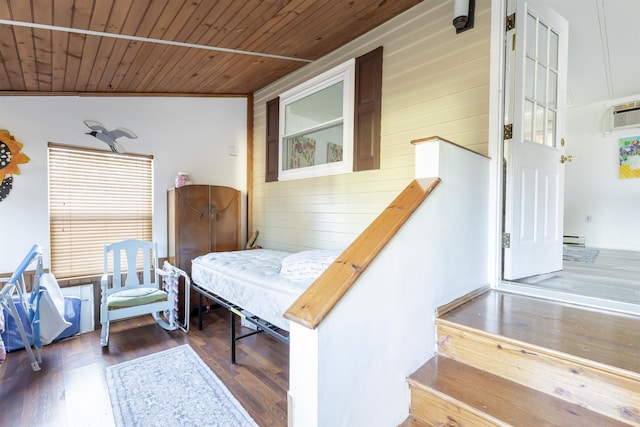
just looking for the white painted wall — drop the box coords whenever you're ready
[288,140,490,426]
[563,95,640,251]
[0,96,247,272]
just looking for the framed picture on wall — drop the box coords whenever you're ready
[619,136,640,179]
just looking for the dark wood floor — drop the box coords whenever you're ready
[0,309,289,427]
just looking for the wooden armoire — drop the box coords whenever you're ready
[167,185,241,314]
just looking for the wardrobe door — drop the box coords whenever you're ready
[174,185,211,276]
[209,186,241,252]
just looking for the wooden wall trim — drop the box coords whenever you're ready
[436,285,490,316]
[0,92,250,98]
[284,177,440,329]
[412,135,491,160]
[0,269,39,290]
[247,93,254,241]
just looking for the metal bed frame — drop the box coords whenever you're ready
[192,282,289,364]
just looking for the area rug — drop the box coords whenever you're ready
[563,246,599,263]
[105,345,258,427]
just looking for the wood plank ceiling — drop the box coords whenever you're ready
[0,0,423,95]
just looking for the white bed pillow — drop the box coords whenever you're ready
[279,249,342,280]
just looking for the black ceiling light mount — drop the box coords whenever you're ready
[453,0,475,34]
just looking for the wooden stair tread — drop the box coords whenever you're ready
[439,290,640,374]
[409,356,629,427]
[397,414,431,427]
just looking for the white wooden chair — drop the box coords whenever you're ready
[100,239,178,346]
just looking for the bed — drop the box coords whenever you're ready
[190,248,340,362]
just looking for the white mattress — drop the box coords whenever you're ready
[191,249,314,331]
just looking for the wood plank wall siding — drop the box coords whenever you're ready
[251,0,491,252]
[285,177,440,329]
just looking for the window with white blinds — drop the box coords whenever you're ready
[48,143,153,279]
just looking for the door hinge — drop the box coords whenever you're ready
[504,124,513,140]
[502,232,511,248]
[506,13,515,31]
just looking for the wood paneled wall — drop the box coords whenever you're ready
[251,0,491,252]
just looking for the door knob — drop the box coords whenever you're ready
[560,155,573,164]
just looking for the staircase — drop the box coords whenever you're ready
[403,290,640,426]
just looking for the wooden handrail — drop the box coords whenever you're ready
[284,177,441,329]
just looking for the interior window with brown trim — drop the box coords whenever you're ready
[265,46,382,181]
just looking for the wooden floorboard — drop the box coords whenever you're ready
[440,290,640,375]
[0,310,289,427]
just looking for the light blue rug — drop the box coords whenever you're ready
[106,345,258,427]
[563,246,599,263]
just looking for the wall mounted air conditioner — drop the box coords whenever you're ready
[612,101,640,129]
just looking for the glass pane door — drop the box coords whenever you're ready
[523,12,560,147]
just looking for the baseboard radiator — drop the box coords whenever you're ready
[563,235,585,247]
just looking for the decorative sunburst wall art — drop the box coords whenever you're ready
[0,130,30,202]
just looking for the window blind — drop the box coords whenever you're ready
[48,143,153,279]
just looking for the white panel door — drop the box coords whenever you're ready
[503,0,569,280]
